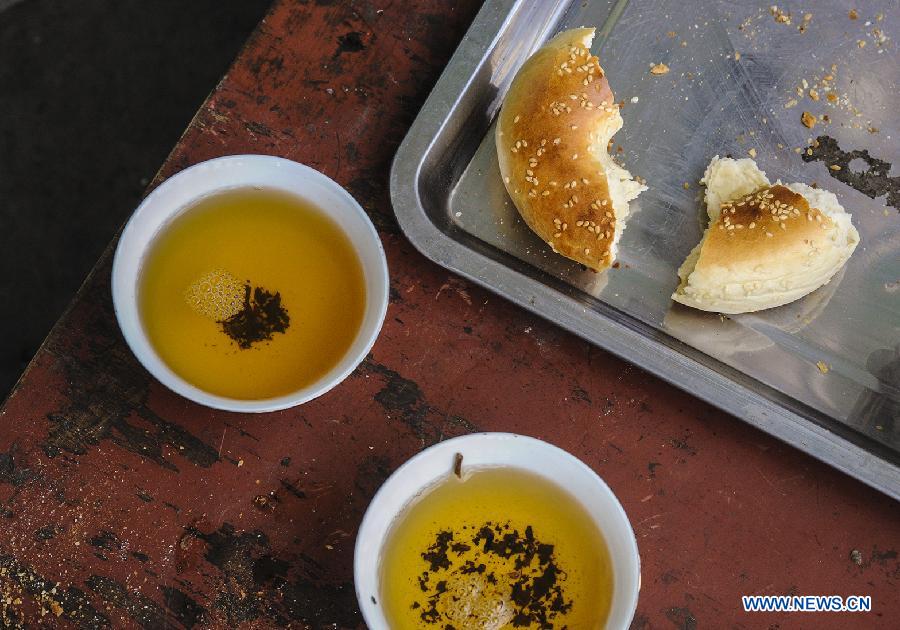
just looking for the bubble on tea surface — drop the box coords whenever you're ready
[442,574,514,630]
[184,269,246,321]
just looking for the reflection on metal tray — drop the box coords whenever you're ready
[390,0,900,498]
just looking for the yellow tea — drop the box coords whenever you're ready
[139,188,365,399]
[379,467,614,629]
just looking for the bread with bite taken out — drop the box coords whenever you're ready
[496,28,646,272]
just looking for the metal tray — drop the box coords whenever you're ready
[390,0,900,498]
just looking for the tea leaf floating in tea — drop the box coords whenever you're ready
[220,285,290,349]
[185,269,290,349]
[416,522,571,628]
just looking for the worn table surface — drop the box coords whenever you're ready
[1,1,897,628]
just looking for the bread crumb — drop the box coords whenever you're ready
[808,89,819,101]
[650,63,670,75]
[630,96,639,103]
[666,31,676,38]
[798,13,813,32]
[747,148,757,158]
[816,361,830,374]
[829,164,841,170]
[784,98,798,109]
[734,51,741,60]
[801,111,816,128]
[857,40,866,48]
[848,9,858,20]
[770,5,792,25]
[683,182,690,189]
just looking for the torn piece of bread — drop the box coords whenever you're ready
[673,156,859,314]
[496,27,646,272]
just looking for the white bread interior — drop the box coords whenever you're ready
[700,155,771,220]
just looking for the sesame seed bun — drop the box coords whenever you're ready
[673,157,859,314]
[496,28,646,271]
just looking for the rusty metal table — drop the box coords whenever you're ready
[0,1,897,628]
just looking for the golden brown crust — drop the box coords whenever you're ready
[496,28,624,271]
[698,185,832,270]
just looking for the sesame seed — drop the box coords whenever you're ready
[749,222,756,229]
[572,154,579,160]
[766,232,773,237]
[584,248,590,255]
[554,232,562,238]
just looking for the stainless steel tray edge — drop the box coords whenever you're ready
[389,0,900,499]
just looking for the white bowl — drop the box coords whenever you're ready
[354,432,640,629]
[111,155,389,412]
